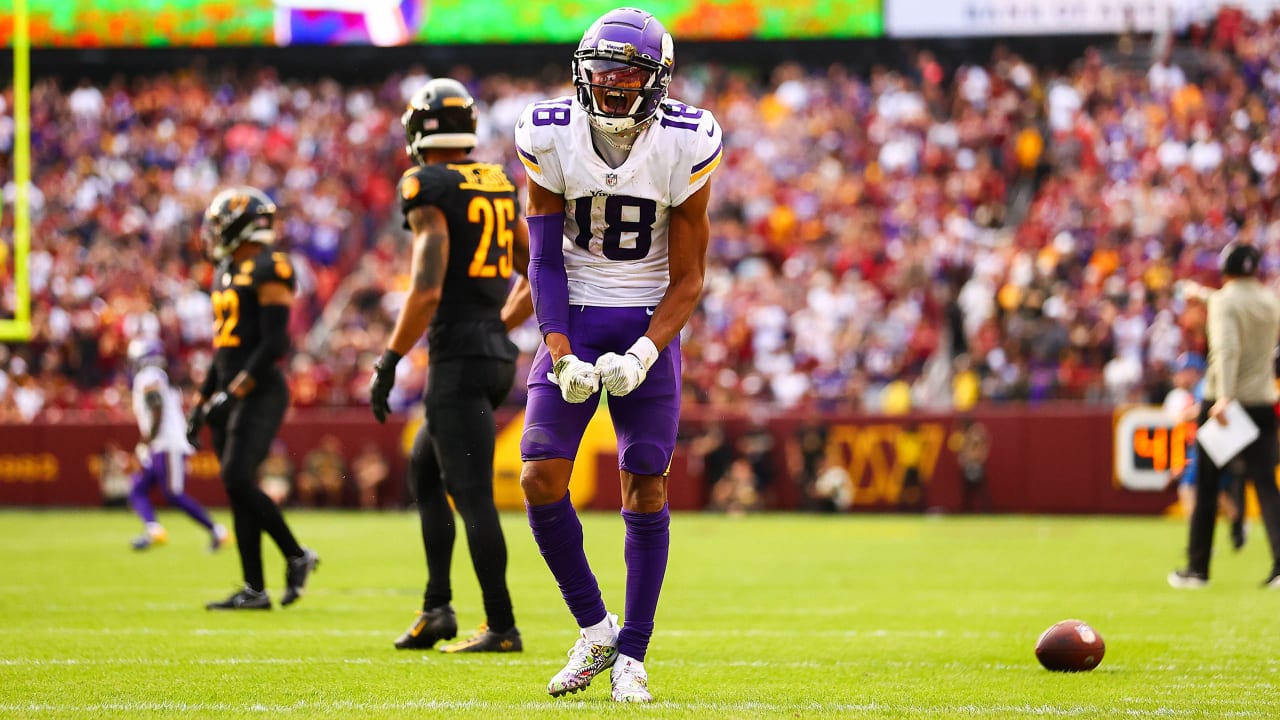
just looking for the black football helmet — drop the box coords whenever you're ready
[1220,242,1261,277]
[402,78,478,160]
[202,186,277,261]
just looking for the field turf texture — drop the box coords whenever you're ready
[2,510,1277,718]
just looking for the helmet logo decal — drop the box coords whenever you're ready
[597,39,632,57]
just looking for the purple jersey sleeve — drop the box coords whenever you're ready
[527,212,570,339]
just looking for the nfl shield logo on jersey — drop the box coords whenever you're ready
[605,173,618,187]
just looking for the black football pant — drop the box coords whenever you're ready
[410,356,516,632]
[1187,403,1280,577]
[212,381,304,593]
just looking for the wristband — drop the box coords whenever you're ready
[626,337,660,371]
[376,349,403,372]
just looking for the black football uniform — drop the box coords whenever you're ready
[204,246,306,597]
[398,162,520,363]
[397,161,520,626]
[207,250,294,494]
[210,250,298,385]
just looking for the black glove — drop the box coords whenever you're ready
[203,390,235,427]
[369,349,402,424]
[185,404,206,449]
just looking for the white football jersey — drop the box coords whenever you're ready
[131,365,194,455]
[515,97,723,307]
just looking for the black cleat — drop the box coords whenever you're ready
[394,605,458,650]
[440,625,523,653]
[1264,568,1280,589]
[1232,521,1247,551]
[281,548,319,607]
[206,586,271,610]
[1168,568,1208,589]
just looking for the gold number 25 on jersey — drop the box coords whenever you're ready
[467,197,514,279]
[212,290,241,348]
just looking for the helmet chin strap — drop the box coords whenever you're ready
[589,112,654,142]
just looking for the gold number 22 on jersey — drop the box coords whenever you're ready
[211,290,241,348]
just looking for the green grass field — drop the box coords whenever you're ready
[2,510,1277,719]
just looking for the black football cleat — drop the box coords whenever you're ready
[206,586,271,610]
[440,625,523,653]
[281,548,319,607]
[394,605,458,650]
[1231,521,1247,551]
[1167,568,1208,589]
[1263,568,1280,589]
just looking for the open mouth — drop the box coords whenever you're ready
[602,90,632,114]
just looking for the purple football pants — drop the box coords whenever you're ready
[520,305,680,475]
[522,305,678,662]
[129,450,215,531]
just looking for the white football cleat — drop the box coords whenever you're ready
[610,654,652,703]
[547,613,619,697]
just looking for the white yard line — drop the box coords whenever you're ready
[0,700,1272,717]
[2,656,1278,678]
[0,625,1272,649]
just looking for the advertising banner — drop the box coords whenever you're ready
[885,0,1280,38]
[1,405,1175,515]
[0,0,882,48]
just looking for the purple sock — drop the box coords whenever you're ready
[129,473,157,524]
[526,492,607,628]
[167,492,216,532]
[616,504,670,662]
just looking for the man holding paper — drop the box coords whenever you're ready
[1170,243,1280,589]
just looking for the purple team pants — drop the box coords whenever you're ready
[520,305,680,475]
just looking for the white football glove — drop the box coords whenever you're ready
[597,337,659,397]
[134,442,151,468]
[548,354,600,404]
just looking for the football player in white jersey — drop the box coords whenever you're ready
[126,338,229,552]
[513,6,721,703]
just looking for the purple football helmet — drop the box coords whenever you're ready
[573,7,674,134]
[127,337,166,375]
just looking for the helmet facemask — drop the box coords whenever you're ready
[575,57,667,134]
[202,188,276,261]
[572,9,674,135]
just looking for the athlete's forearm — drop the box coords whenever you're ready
[527,212,571,346]
[198,363,220,403]
[227,371,257,399]
[647,194,709,350]
[388,290,440,356]
[501,276,533,332]
[392,209,448,356]
[242,304,291,386]
[645,273,703,350]
[146,405,162,443]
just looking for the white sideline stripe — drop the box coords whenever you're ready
[0,700,1271,716]
[3,656,1278,678]
[0,626,1260,647]
[0,658,425,667]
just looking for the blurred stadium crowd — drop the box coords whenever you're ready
[2,6,1279,423]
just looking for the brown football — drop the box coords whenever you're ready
[1035,619,1105,672]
